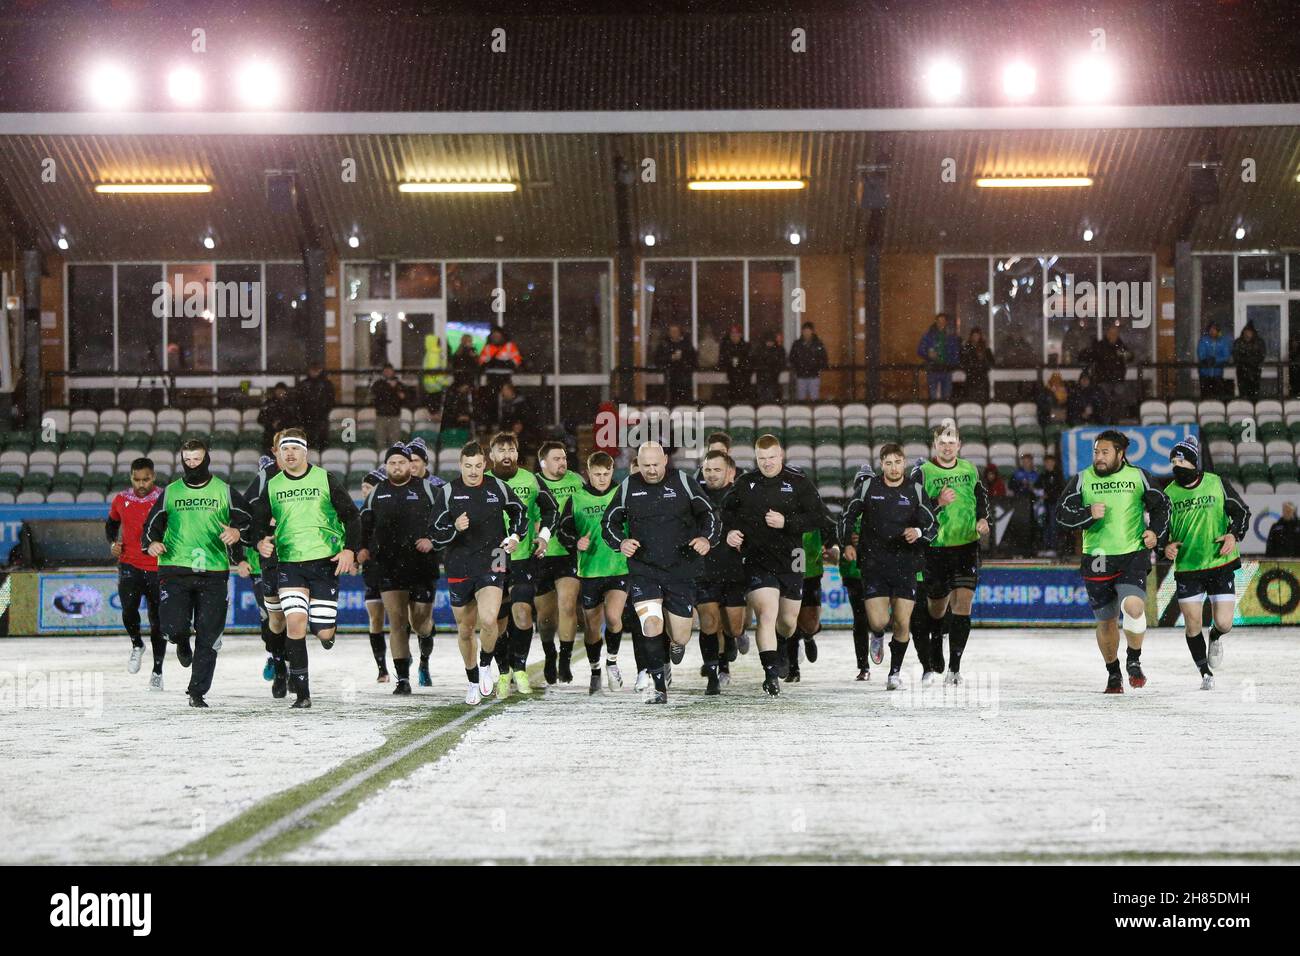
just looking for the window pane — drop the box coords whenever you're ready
[68,265,114,373]
[696,260,743,370]
[265,264,307,373]
[558,261,611,374]
[1044,256,1096,366]
[396,262,441,298]
[115,264,164,373]
[992,256,1043,366]
[398,311,439,380]
[164,263,214,371]
[446,262,498,340]
[1238,254,1284,292]
[748,259,796,347]
[1195,255,1234,338]
[1291,253,1300,291]
[215,264,262,372]
[502,262,554,374]
[643,260,692,365]
[940,256,989,343]
[344,262,392,301]
[1100,256,1154,362]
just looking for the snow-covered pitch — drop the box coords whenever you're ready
[2,629,1298,864]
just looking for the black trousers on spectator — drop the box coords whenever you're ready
[159,569,230,697]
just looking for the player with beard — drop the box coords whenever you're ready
[910,424,990,687]
[557,451,628,694]
[249,429,361,709]
[1057,430,1170,693]
[358,467,390,682]
[722,435,826,697]
[602,442,718,704]
[841,444,937,690]
[535,441,585,683]
[1162,436,1248,690]
[430,442,528,704]
[695,449,746,693]
[401,440,445,685]
[359,444,440,695]
[107,457,165,688]
[488,433,558,696]
[141,439,252,708]
[695,431,752,659]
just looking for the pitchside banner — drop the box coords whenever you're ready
[1239,493,1295,555]
[1155,559,1300,626]
[1061,424,1198,477]
[0,503,105,554]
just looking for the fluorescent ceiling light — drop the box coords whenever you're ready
[687,179,805,191]
[399,182,517,193]
[975,176,1093,188]
[94,183,213,194]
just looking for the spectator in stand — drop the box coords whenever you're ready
[1035,453,1064,555]
[788,322,829,401]
[1266,502,1300,557]
[294,363,334,452]
[653,322,697,406]
[370,363,408,451]
[983,463,1008,498]
[997,326,1037,369]
[1233,321,1266,400]
[451,333,480,390]
[1198,322,1233,399]
[1010,453,1039,499]
[257,381,298,453]
[959,326,994,402]
[1036,372,1070,425]
[441,381,476,433]
[478,327,522,417]
[753,330,787,404]
[1084,322,1133,417]
[495,382,538,452]
[1060,317,1095,367]
[1067,371,1107,425]
[917,312,960,400]
[718,324,753,404]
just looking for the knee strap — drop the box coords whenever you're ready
[308,599,338,634]
[1121,607,1148,634]
[635,600,664,627]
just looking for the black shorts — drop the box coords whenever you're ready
[747,569,804,602]
[506,556,537,606]
[861,560,920,601]
[362,557,383,593]
[922,543,981,599]
[580,575,627,610]
[1174,565,1238,604]
[801,577,823,607]
[843,575,863,604]
[695,579,746,608]
[377,551,436,603]
[1083,553,1151,621]
[536,553,578,596]
[277,557,339,603]
[627,574,694,618]
[448,572,508,608]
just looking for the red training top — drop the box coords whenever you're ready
[109,487,162,572]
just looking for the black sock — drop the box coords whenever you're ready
[541,629,557,658]
[949,615,971,672]
[759,648,778,680]
[1126,646,1142,666]
[369,632,387,668]
[700,632,720,665]
[930,615,947,671]
[285,638,309,696]
[1186,632,1211,675]
[1209,625,1225,643]
[645,636,667,690]
[417,632,433,663]
[150,633,167,673]
[1106,659,1122,678]
[632,633,647,671]
[394,657,412,681]
[559,639,575,662]
[605,629,622,658]
[911,605,932,671]
[586,639,603,671]
[888,638,908,675]
[493,636,510,671]
[852,630,870,670]
[467,666,479,684]
[512,625,533,671]
[266,628,286,659]
[784,634,801,668]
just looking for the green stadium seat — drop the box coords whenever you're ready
[1013,424,1043,443]
[1043,423,1064,445]
[1259,421,1288,443]
[729,426,755,445]
[0,472,21,490]
[412,427,440,444]
[62,432,93,453]
[346,469,371,488]
[816,463,845,485]
[841,424,870,443]
[209,434,238,453]
[356,429,377,448]
[1201,421,1231,443]
[1216,463,1240,484]
[900,425,929,444]
[785,424,813,445]
[1271,463,1298,483]
[440,428,470,449]
[985,424,1016,444]
[1240,462,1270,485]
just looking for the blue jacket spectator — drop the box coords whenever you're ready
[1011,454,1040,498]
[917,313,962,400]
[1198,323,1232,397]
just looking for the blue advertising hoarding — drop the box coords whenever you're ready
[1061,424,1198,477]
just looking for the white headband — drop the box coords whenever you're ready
[278,437,308,450]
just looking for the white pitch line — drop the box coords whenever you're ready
[205,700,504,866]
